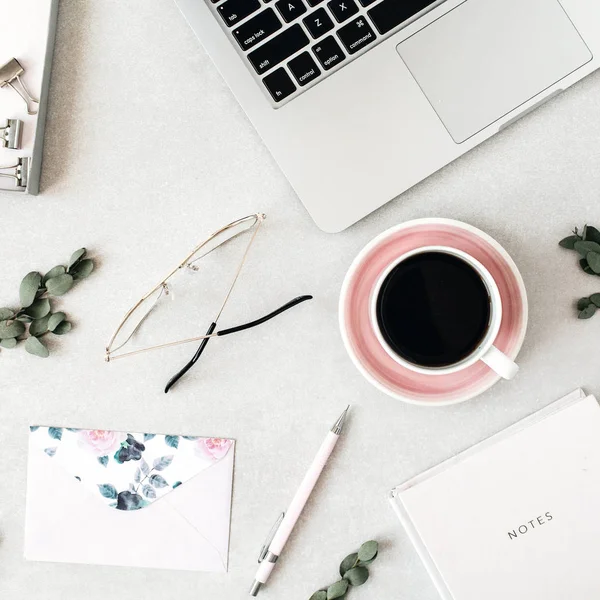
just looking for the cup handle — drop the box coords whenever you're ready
[480,345,519,380]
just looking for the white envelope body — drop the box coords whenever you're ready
[25,435,234,573]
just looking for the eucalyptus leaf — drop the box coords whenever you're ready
[577,298,592,310]
[48,312,66,331]
[16,314,33,323]
[19,272,41,307]
[142,484,156,499]
[165,435,179,449]
[327,579,348,600]
[559,235,579,250]
[153,455,174,471]
[43,265,66,284]
[0,338,17,349]
[0,308,15,320]
[149,474,168,488]
[68,248,87,269]
[52,321,72,335]
[140,458,150,476]
[339,553,358,577]
[310,592,327,600]
[580,258,594,275]
[579,304,597,319]
[357,541,378,563]
[574,241,600,257]
[97,483,118,499]
[98,455,109,467]
[144,433,156,442]
[70,259,94,280]
[45,273,74,296]
[584,226,600,245]
[134,467,142,483]
[590,294,600,308]
[25,298,51,319]
[29,314,50,336]
[343,567,369,587]
[48,427,63,440]
[587,252,600,274]
[25,336,49,358]
[0,319,25,339]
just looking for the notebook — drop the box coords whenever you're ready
[390,389,600,600]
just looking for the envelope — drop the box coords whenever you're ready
[25,427,235,572]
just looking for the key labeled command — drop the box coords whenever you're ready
[337,17,376,54]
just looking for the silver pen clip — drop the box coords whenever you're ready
[0,157,29,189]
[0,59,40,115]
[258,512,284,563]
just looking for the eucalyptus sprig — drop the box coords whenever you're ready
[559,225,600,319]
[0,248,95,357]
[309,540,379,600]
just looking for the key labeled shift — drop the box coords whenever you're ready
[248,24,309,75]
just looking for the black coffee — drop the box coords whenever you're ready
[376,252,491,368]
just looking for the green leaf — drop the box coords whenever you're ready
[149,474,168,488]
[340,553,358,577]
[559,235,579,250]
[344,567,369,587]
[0,337,17,349]
[97,483,118,499]
[0,308,15,320]
[25,336,49,358]
[327,580,348,600]
[142,484,156,499]
[47,312,66,331]
[580,258,594,275]
[587,252,600,274]
[45,273,74,296]
[134,467,142,483]
[30,426,39,432]
[43,265,66,284]
[584,226,600,245]
[98,455,109,467]
[48,427,63,440]
[165,435,179,449]
[357,541,379,563]
[310,592,327,600]
[574,241,600,257]
[577,297,592,311]
[144,433,156,442]
[590,294,600,308]
[70,259,94,280]
[52,321,72,335]
[579,304,597,319]
[44,447,57,457]
[68,248,87,269]
[16,314,33,323]
[172,481,182,488]
[140,458,150,476]
[25,298,51,319]
[20,272,42,307]
[0,319,25,339]
[153,455,174,471]
[29,314,51,336]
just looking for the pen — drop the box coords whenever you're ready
[250,406,350,596]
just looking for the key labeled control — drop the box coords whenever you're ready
[312,36,346,70]
[248,24,309,75]
[337,16,376,54]
[303,8,334,39]
[217,0,261,27]
[233,9,283,51]
[288,52,321,86]
[263,67,297,101]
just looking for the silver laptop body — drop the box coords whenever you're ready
[175,0,599,232]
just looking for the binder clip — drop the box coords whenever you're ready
[0,157,29,189]
[0,59,39,115]
[0,119,23,149]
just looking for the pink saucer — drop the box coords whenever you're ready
[339,219,528,406]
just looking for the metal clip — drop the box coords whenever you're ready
[0,59,39,115]
[0,157,29,189]
[0,119,23,149]
[258,512,284,563]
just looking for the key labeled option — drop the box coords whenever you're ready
[288,51,321,86]
[233,9,283,51]
[337,16,376,54]
[312,36,346,70]
[327,0,359,23]
[275,0,307,22]
[303,8,334,39]
[263,67,297,101]
[217,0,261,27]
[248,24,310,75]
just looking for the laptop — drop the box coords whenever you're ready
[174,0,599,232]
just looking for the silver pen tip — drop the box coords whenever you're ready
[331,405,350,435]
[250,580,262,596]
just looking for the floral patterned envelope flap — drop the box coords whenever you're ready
[29,427,234,511]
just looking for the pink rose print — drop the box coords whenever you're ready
[78,429,127,457]
[196,438,232,461]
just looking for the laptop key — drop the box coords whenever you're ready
[307,0,324,5]
[358,0,377,5]
[312,36,346,70]
[263,67,297,101]
[327,0,359,23]
[368,0,437,35]
[337,16,376,54]
[275,0,308,22]
[217,0,261,27]
[288,51,321,86]
[233,9,283,51]
[303,8,334,39]
[248,24,310,75]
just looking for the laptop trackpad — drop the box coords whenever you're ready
[397,0,592,143]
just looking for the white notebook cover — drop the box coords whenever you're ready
[390,389,600,600]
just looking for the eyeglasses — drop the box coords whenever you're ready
[105,213,312,392]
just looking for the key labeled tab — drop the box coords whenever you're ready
[337,16,376,54]
[275,0,307,22]
[288,51,321,86]
[248,24,310,75]
[233,9,283,51]
[303,8,334,39]
[312,36,346,70]
[263,67,297,101]
[217,0,261,27]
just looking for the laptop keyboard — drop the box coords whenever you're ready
[209,0,443,106]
